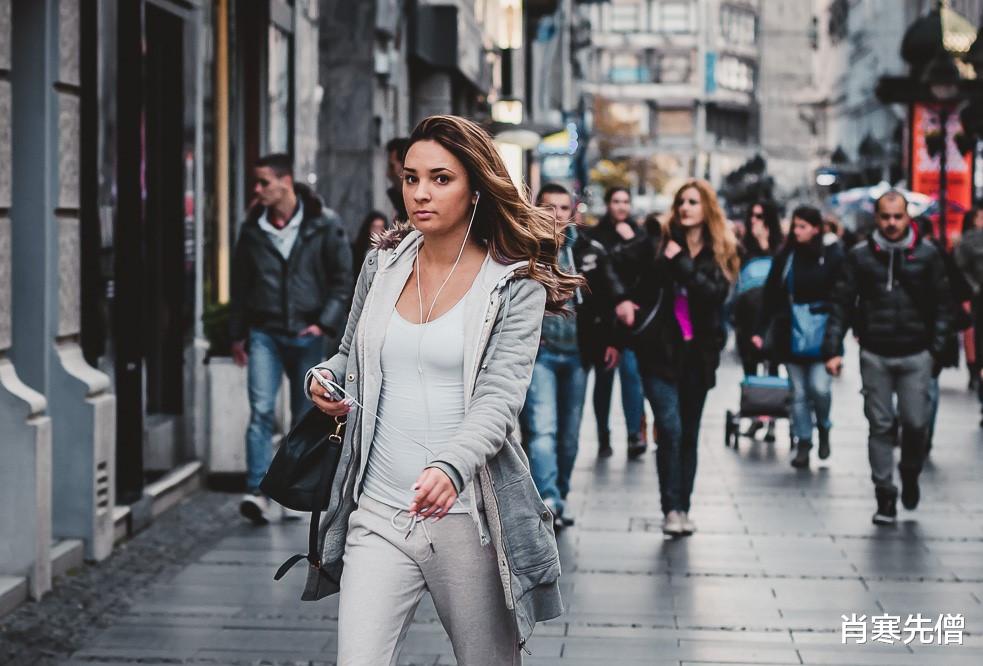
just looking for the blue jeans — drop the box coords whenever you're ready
[643,365,709,515]
[786,361,832,443]
[520,348,588,515]
[246,329,326,491]
[593,348,644,440]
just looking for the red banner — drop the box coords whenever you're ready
[911,103,973,245]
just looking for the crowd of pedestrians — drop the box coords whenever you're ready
[516,184,960,534]
[232,144,983,536]
[522,186,979,532]
[226,116,982,663]
[229,139,983,536]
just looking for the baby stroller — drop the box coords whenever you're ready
[724,375,792,449]
[725,255,792,448]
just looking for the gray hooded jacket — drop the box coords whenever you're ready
[301,228,563,647]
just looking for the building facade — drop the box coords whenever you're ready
[1,0,321,614]
[756,0,819,202]
[579,0,761,210]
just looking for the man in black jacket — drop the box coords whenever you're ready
[520,183,623,529]
[822,191,952,526]
[229,153,353,524]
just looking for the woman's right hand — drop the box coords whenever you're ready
[308,371,350,416]
[751,335,764,350]
[664,240,682,259]
[615,300,639,327]
[614,221,636,240]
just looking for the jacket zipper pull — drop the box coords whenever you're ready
[887,251,894,291]
[519,641,532,656]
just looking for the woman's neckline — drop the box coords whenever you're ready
[396,250,489,326]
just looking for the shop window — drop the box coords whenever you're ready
[716,55,754,93]
[651,0,693,34]
[608,51,649,83]
[720,5,756,46]
[655,51,692,84]
[608,0,642,33]
[658,109,694,137]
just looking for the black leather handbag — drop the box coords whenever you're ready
[260,407,346,580]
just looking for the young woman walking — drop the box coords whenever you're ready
[614,180,738,536]
[351,209,388,277]
[302,115,579,665]
[734,200,784,442]
[735,200,783,376]
[585,187,647,459]
[753,206,844,467]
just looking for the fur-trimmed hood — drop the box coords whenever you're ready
[371,222,416,251]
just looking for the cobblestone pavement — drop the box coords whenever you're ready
[4,349,983,665]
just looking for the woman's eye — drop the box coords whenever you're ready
[404,175,417,184]
[435,175,449,184]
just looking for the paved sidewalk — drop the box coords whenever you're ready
[11,350,983,665]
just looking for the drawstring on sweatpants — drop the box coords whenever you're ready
[391,510,436,553]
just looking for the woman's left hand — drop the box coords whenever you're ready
[410,468,458,520]
[664,240,682,259]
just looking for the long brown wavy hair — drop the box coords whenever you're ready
[666,179,740,283]
[404,115,583,313]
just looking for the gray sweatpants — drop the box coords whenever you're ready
[336,495,520,666]
[859,349,932,492]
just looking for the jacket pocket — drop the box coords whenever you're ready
[496,476,560,575]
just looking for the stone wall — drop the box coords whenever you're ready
[0,0,53,602]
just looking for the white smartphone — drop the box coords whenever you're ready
[312,370,345,402]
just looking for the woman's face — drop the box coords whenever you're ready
[677,187,705,228]
[402,140,474,237]
[750,205,767,236]
[369,216,386,237]
[606,191,631,222]
[792,216,820,245]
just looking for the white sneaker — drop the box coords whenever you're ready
[680,512,696,536]
[280,505,307,522]
[239,493,270,525]
[662,510,685,536]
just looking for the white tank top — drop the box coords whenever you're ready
[361,293,471,513]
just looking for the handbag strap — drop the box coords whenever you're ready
[273,254,383,583]
[273,414,347,582]
[783,252,794,305]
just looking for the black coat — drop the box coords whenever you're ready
[570,230,626,366]
[732,241,777,366]
[229,184,354,352]
[613,222,731,388]
[585,214,642,253]
[756,240,844,363]
[821,229,953,361]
